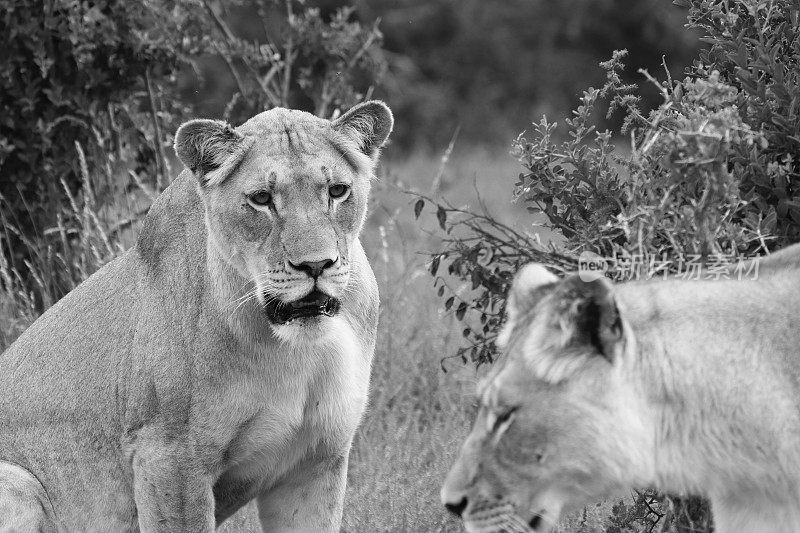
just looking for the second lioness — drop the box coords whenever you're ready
[0,101,392,531]
[442,245,800,533]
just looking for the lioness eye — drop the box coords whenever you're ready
[249,191,272,206]
[494,407,517,429]
[329,184,350,199]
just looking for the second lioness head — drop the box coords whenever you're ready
[174,101,392,327]
[441,265,647,532]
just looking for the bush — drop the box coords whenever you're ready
[0,0,191,245]
[419,0,799,530]
[683,0,800,245]
[199,1,385,123]
[422,0,798,377]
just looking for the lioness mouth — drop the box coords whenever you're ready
[264,289,341,324]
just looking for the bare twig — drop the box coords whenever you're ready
[204,0,281,107]
[345,17,382,72]
[281,0,294,107]
[211,41,249,103]
[144,69,169,190]
[431,125,460,195]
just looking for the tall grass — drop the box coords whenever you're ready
[342,215,474,532]
[0,143,149,349]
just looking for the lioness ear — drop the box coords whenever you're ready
[507,263,559,319]
[174,119,254,186]
[332,100,394,159]
[558,275,623,362]
[498,264,559,348]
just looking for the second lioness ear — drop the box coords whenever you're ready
[558,275,623,361]
[332,100,394,159]
[174,119,253,186]
[507,263,559,319]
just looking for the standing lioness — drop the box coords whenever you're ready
[0,101,392,531]
[442,245,800,533]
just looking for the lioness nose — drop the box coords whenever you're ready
[444,497,468,517]
[289,258,336,279]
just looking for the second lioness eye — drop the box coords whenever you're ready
[329,184,350,199]
[249,191,272,206]
[493,406,517,430]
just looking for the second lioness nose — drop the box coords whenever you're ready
[444,497,468,517]
[289,258,336,278]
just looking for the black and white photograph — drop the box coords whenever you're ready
[1,0,799,531]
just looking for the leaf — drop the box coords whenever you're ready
[764,208,778,233]
[445,296,455,311]
[430,255,441,276]
[413,198,424,219]
[436,205,447,231]
[471,268,481,289]
[456,302,467,320]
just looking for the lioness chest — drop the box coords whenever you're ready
[204,318,371,502]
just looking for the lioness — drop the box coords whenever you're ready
[442,245,800,533]
[0,101,392,532]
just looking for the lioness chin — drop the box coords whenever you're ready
[442,245,800,533]
[0,101,393,532]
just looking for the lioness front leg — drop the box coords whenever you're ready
[130,443,215,532]
[257,454,348,532]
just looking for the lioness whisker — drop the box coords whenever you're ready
[228,291,260,316]
[505,513,534,532]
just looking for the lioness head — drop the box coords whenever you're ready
[442,265,649,532]
[174,102,392,332]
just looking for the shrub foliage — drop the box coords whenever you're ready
[197,1,384,123]
[0,0,191,236]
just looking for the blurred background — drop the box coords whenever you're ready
[183,0,701,151]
